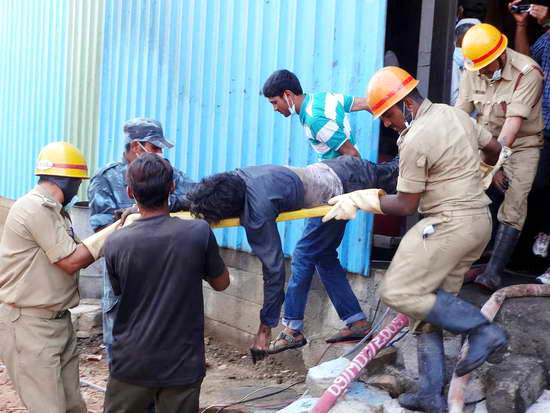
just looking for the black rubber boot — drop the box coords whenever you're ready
[398,330,446,412]
[475,223,520,291]
[425,290,508,377]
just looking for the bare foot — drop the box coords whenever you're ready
[251,323,272,352]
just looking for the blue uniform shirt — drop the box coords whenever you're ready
[88,159,195,231]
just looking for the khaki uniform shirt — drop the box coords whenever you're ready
[456,48,544,149]
[0,186,80,311]
[397,99,492,215]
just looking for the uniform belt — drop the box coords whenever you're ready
[426,207,489,218]
[6,304,69,319]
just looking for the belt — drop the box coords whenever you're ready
[425,207,490,218]
[6,304,69,319]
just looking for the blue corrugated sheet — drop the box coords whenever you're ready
[97,0,387,275]
[0,0,386,275]
[0,0,68,199]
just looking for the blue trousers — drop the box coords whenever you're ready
[283,218,365,332]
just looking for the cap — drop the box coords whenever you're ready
[123,117,174,149]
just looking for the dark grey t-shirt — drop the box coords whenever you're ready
[104,214,225,387]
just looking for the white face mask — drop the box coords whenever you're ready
[402,101,413,128]
[490,68,502,82]
[284,94,297,116]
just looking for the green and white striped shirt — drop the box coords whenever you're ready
[299,92,356,160]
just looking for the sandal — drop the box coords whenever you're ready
[325,324,371,343]
[268,331,307,354]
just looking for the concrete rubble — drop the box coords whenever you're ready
[70,299,102,338]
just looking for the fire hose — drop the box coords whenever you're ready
[447,284,550,413]
[311,313,410,413]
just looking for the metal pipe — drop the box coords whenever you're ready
[311,313,410,413]
[448,284,550,413]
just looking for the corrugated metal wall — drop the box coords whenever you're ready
[65,0,105,197]
[97,0,386,275]
[0,0,68,199]
[0,0,386,275]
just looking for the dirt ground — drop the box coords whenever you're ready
[0,335,305,413]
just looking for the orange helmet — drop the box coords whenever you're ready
[367,66,419,118]
[462,23,507,71]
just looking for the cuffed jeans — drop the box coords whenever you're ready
[283,217,366,332]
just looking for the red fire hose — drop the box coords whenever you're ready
[448,284,550,413]
[311,313,409,413]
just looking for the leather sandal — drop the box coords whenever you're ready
[325,324,371,343]
[268,331,307,354]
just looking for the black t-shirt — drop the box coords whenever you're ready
[104,214,225,387]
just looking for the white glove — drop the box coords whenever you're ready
[81,213,141,259]
[322,189,385,223]
[480,146,512,190]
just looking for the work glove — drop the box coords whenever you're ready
[479,146,512,190]
[322,189,385,223]
[81,213,141,259]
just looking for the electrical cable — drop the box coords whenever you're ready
[340,307,391,358]
[215,379,305,413]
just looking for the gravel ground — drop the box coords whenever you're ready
[0,335,305,413]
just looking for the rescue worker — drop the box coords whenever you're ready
[88,117,195,367]
[456,23,544,290]
[0,142,117,413]
[323,67,507,412]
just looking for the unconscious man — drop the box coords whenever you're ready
[102,154,229,413]
[185,155,399,361]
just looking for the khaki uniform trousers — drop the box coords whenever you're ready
[379,208,492,321]
[103,376,203,413]
[499,146,540,230]
[0,304,86,413]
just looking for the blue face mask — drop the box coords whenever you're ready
[454,48,465,70]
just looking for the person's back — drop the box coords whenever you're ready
[102,153,228,413]
[105,217,220,385]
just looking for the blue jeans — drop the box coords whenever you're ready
[283,218,366,332]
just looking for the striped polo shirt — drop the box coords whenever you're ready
[299,92,356,160]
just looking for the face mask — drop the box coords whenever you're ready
[284,94,297,116]
[402,101,413,128]
[46,176,81,207]
[490,68,502,82]
[453,48,465,69]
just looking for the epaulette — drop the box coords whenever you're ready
[95,161,124,176]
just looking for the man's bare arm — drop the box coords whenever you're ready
[55,244,95,275]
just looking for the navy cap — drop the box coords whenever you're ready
[123,117,174,149]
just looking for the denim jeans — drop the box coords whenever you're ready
[102,260,119,349]
[283,217,366,332]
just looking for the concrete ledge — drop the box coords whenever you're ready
[205,249,385,370]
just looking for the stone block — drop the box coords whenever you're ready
[306,357,350,397]
[527,390,550,413]
[276,397,319,413]
[383,398,415,413]
[484,355,547,413]
[341,382,392,407]
[78,308,102,331]
[203,288,262,335]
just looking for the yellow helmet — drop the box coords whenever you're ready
[367,66,419,118]
[35,142,89,179]
[462,23,508,71]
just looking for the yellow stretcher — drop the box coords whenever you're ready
[171,205,332,228]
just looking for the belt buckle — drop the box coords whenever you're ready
[54,310,67,319]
